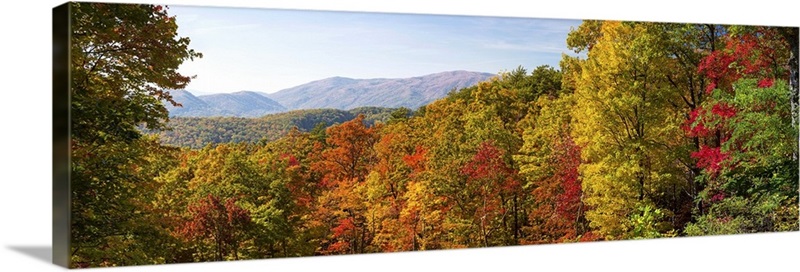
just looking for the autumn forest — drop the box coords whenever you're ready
[69,3,799,268]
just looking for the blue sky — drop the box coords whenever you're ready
[167,5,581,94]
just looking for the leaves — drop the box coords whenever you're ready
[69,2,202,267]
[180,195,252,261]
[570,21,686,239]
[70,6,799,266]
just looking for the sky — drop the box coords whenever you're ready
[167,5,582,94]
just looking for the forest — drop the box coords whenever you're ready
[144,107,406,149]
[69,3,799,268]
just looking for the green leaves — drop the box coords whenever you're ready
[684,193,796,236]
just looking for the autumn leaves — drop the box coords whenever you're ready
[69,2,799,266]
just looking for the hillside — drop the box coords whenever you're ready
[152,107,405,149]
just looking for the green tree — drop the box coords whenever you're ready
[69,3,201,267]
[685,79,799,235]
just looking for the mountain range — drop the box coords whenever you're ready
[164,90,286,117]
[165,71,495,117]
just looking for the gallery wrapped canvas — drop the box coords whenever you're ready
[53,1,799,269]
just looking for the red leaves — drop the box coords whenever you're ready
[332,217,356,237]
[180,194,250,241]
[697,31,780,94]
[683,108,711,137]
[757,78,775,88]
[325,216,360,254]
[710,191,727,202]
[402,145,427,174]
[460,141,522,243]
[280,153,300,167]
[326,241,350,254]
[461,141,513,181]
[698,50,737,94]
[553,138,583,219]
[711,103,737,119]
[691,145,730,176]
[683,103,737,174]
[528,136,585,243]
[462,141,521,196]
[687,30,782,178]
[178,194,251,260]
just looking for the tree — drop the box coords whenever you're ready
[313,115,379,185]
[460,141,521,247]
[310,115,380,254]
[511,65,563,102]
[649,23,725,225]
[69,3,201,267]
[363,122,420,251]
[180,195,252,261]
[684,79,799,235]
[570,21,685,239]
[515,95,588,244]
[71,3,201,141]
[682,27,798,235]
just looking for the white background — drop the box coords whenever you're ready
[1,0,798,271]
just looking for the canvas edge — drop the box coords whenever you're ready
[52,1,71,268]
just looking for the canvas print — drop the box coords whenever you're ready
[55,1,799,268]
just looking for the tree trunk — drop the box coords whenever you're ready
[512,194,519,244]
[780,28,799,129]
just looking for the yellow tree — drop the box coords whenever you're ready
[571,21,684,239]
[363,120,426,252]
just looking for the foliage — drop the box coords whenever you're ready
[516,95,588,244]
[570,21,686,239]
[626,205,674,240]
[70,8,799,266]
[69,2,201,267]
[180,195,252,261]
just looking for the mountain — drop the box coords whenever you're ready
[163,89,218,117]
[198,91,287,117]
[163,71,494,117]
[164,90,287,117]
[266,70,496,110]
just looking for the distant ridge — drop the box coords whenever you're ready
[198,91,286,117]
[163,90,217,117]
[164,90,286,117]
[265,70,495,110]
[164,71,495,117]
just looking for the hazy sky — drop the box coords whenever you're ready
[167,5,581,94]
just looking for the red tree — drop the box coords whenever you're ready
[180,194,251,261]
[686,27,791,201]
[461,141,521,246]
[527,136,586,243]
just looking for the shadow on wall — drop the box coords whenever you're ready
[8,246,52,264]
